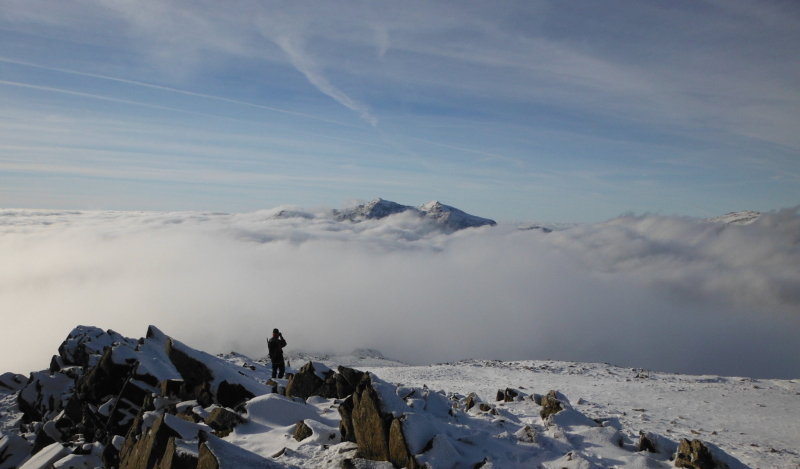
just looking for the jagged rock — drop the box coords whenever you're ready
[204,408,243,434]
[344,374,419,468]
[118,414,183,469]
[464,392,479,411]
[674,439,730,469]
[350,374,393,461]
[539,390,563,419]
[503,388,521,402]
[165,338,213,393]
[495,390,505,402]
[638,431,658,453]
[286,362,334,401]
[339,395,356,443]
[216,380,254,409]
[294,420,313,442]
[337,366,366,399]
[479,403,492,412]
[57,326,133,368]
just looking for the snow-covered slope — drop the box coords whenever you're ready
[4,326,797,468]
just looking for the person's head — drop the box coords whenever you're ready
[273,328,280,337]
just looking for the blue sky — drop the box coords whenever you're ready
[1,0,798,222]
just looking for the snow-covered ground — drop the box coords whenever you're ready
[3,339,799,468]
[283,353,800,468]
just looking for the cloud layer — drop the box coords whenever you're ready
[1,206,799,379]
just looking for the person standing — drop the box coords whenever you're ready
[268,328,287,379]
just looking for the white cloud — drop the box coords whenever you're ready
[1,206,798,379]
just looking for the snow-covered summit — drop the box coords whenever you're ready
[333,198,496,231]
[417,200,497,230]
[333,198,413,222]
[705,211,761,225]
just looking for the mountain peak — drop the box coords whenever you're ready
[334,198,496,231]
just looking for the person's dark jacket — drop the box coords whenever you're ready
[268,335,287,363]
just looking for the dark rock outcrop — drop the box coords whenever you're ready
[286,362,337,401]
[337,366,366,399]
[340,373,417,469]
[118,414,182,469]
[216,380,254,409]
[464,392,479,411]
[339,395,357,443]
[294,420,314,442]
[540,390,563,419]
[674,439,730,469]
[204,407,244,435]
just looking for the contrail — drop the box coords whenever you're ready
[0,80,386,149]
[0,57,360,128]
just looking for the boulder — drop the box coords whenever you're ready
[464,392,478,411]
[204,408,244,435]
[286,362,334,401]
[674,439,730,469]
[216,380,254,409]
[503,388,521,402]
[294,420,314,442]
[539,390,563,419]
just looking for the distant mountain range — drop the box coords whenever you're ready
[704,211,761,225]
[332,198,497,231]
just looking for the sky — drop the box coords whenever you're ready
[1,207,799,379]
[0,0,799,221]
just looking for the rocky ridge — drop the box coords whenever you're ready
[0,326,748,468]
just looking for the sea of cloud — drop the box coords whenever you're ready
[1,206,798,378]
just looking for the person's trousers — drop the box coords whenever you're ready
[271,360,285,379]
